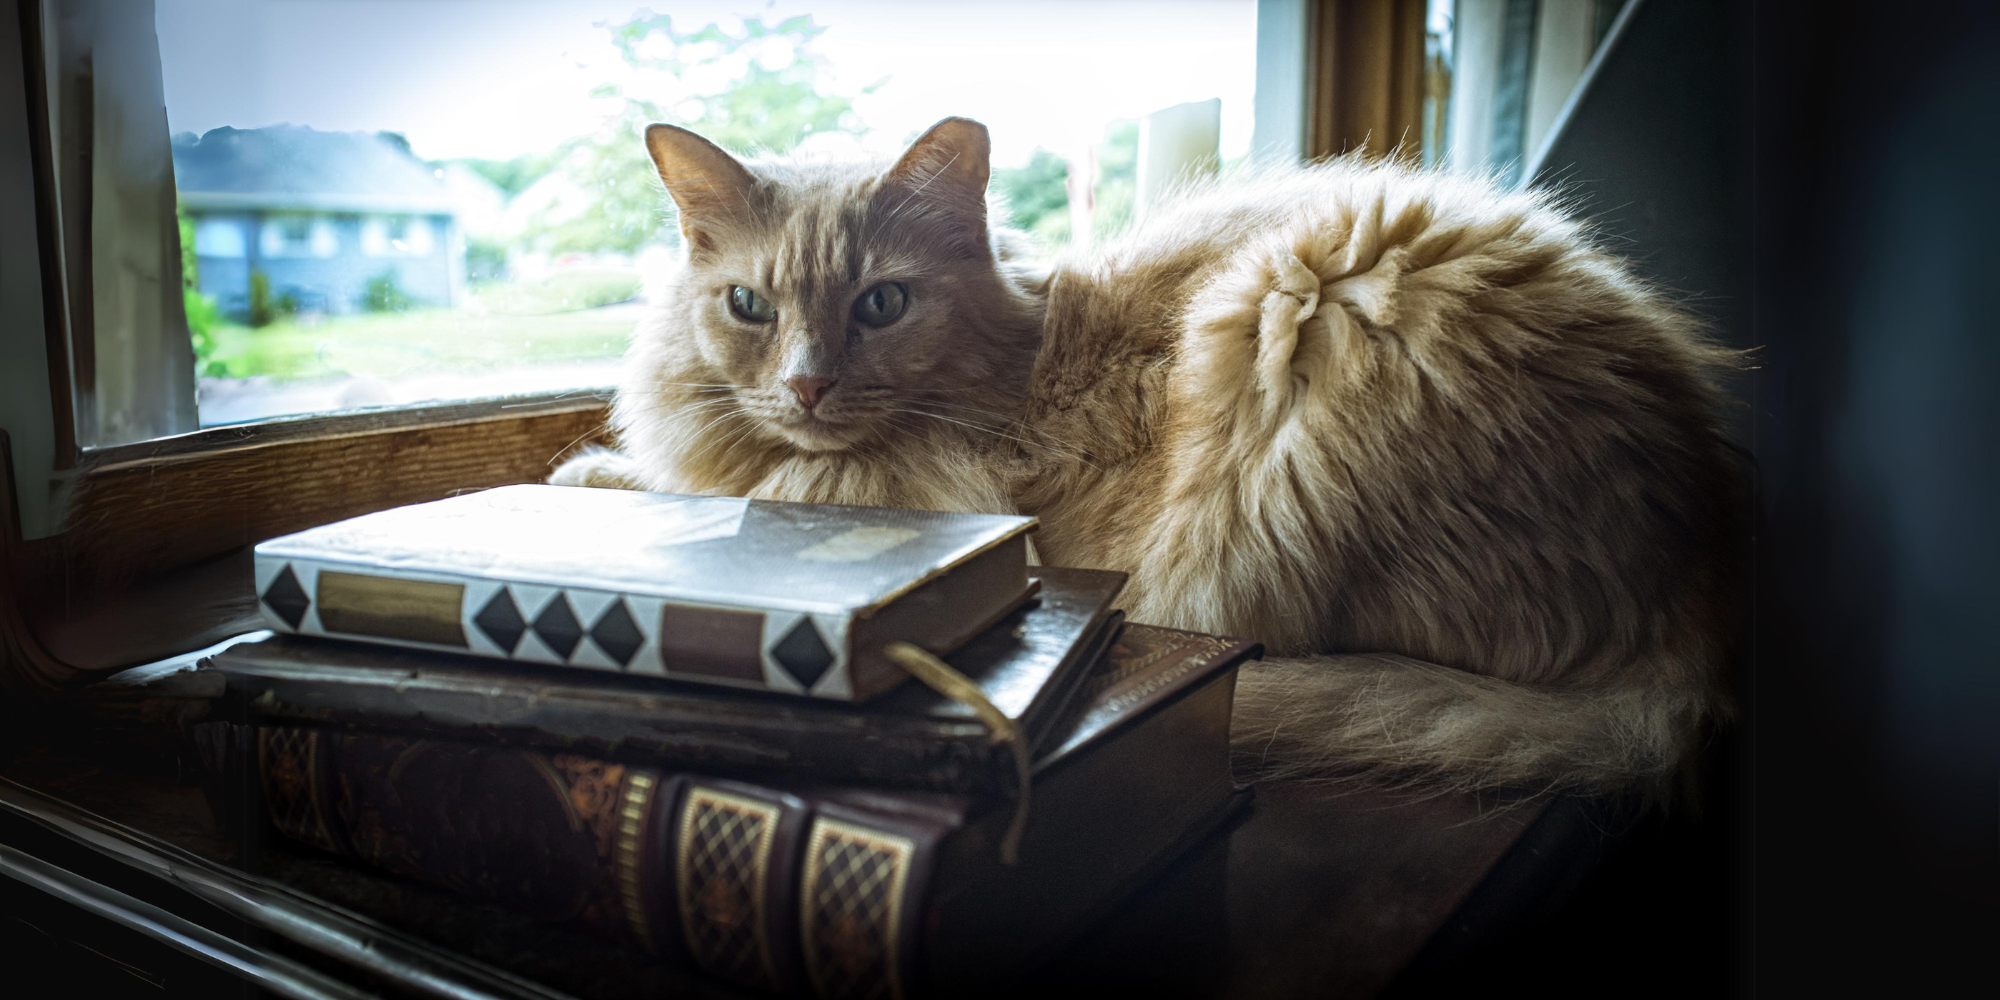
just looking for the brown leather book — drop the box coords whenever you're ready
[253,485,1038,700]
[240,623,1258,998]
[209,567,1126,797]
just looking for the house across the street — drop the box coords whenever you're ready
[173,125,467,320]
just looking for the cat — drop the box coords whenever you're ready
[554,117,1745,802]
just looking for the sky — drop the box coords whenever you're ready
[154,0,1259,169]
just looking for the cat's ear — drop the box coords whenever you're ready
[645,123,757,252]
[882,117,991,246]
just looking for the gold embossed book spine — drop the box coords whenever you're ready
[249,726,819,993]
[236,623,1259,997]
[249,726,963,998]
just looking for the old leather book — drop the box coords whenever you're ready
[209,567,1127,796]
[238,623,1258,999]
[252,485,1037,700]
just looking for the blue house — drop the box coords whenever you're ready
[173,125,465,319]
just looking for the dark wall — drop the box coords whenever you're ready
[1748,0,1999,987]
[1515,0,1997,992]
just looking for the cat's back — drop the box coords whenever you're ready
[1070,159,1588,301]
[1030,157,1742,670]
[1048,157,1725,408]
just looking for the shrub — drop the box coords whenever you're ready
[184,286,229,376]
[178,208,228,375]
[465,238,508,284]
[248,271,277,327]
[362,270,415,312]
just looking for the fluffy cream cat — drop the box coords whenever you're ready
[554,118,1744,801]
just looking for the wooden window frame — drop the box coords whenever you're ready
[1,398,611,693]
[0,1,610,693]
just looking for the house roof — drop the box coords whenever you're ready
[172,125,457,215]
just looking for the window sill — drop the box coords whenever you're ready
[3,394,611,689]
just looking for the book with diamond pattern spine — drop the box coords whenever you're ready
[214,567,1127,796]
[252,485,1036,701]
[240,623,1258,998]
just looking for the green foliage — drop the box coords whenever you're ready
[992,149,1072,244]
[362,270,415,313]
[534,12,866,254]
[1092,120,1140,238]
[247,271,298,328]
[449,153,556,197]
[247,272,271,327]
[987,122,1138,248]
[184,289,229,376]
[177,208,229,376]
[465,237,509,284]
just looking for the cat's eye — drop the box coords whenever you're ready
[728,286,776,323]
[852,283,909,327]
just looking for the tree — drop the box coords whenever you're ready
[1092,120,1140,238]
[179,208,227,376]
[532,13,865,255]
[992,148,1072,244]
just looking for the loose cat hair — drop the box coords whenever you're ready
[556,118,1745,802]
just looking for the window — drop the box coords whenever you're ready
[192,217,246,257]
[1424,0,1632,184]
[259,214,338,259]
[150,0,1261,427]
[360,215,435,258]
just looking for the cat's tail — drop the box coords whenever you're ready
[1230,653,1720,802]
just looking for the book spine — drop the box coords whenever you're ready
[252,553,862,697]
[794,801,944,1000]
[250,726,936,997]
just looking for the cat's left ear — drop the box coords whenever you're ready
[882,117,991,247]
[646,123,758,254]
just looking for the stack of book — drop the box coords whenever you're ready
[202,485,1258,998]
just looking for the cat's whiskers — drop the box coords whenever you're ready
[674,396,781,468]
[897,397,1016,426]
[661,402,747,446]
[618,395,744,425]
[688,408,778,473]
[884,406,1099,471]
[899,397,1090,453]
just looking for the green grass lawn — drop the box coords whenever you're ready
[198,303,638,381]
[195,271,643,381]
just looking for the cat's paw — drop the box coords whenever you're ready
[548,447,648,490]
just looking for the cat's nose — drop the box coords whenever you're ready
[788,375,835,411]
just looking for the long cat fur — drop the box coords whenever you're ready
[555,119,1744,802]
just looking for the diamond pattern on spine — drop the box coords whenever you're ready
[260,564,311,629]
[680,795,778,991]
[771,617,835,689]
[531,594,584,659]
[805,831,904,1000]
[589,600,645,668]
[473,589,528,654]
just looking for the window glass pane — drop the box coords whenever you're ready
[155,0,1258,427]
[192,218,246,258]
[1424,0,1631,184]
